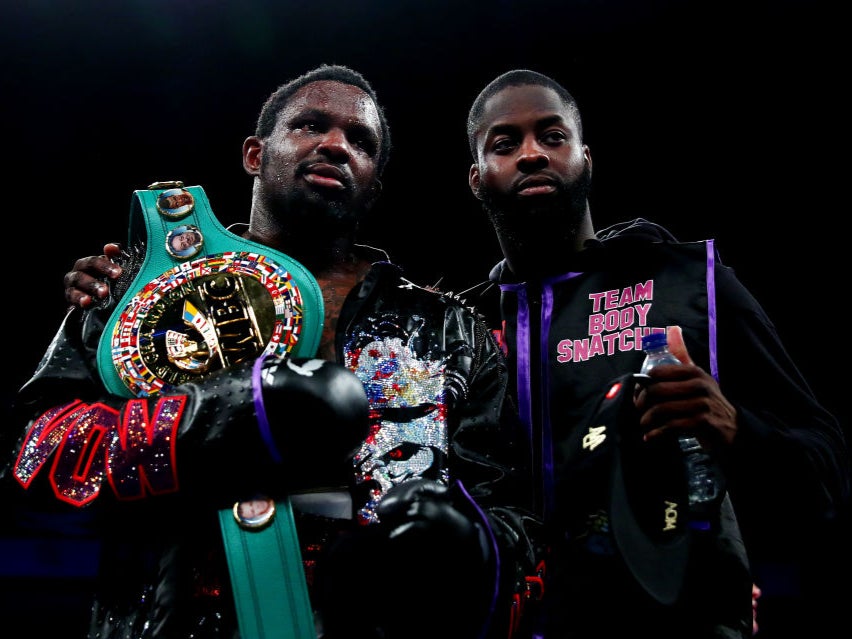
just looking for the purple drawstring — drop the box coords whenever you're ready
[252,353,283,463]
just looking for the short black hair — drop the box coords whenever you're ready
[255,64,392,176]
[467,69,582,160]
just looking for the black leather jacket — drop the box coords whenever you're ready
[2,244,541,639]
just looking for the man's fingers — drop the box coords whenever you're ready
[666,325,694,365]
[63,254,121,307]
[103,243,122,258]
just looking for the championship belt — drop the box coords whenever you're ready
[97,181,318,639]
[97,181,322,398]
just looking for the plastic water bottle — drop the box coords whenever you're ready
[639,331,723,530]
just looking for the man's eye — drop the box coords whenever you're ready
[542,130,567,145]
[294,120,321,133]
[492,139,516,154]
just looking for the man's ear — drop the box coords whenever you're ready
[243,136,262,175]
[468,164,483,201]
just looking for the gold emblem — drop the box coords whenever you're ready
[233,495,277,530]
[165,224,204,259]
[156,186,195,220]
[109,252,303,396]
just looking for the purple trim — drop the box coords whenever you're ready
[252,354,283,464]
[539,282,556,520]
[456,480,500,639]
[501,283,532,441]
[544,271,583,286]
[539,272,582,521]
[502,273,583,522]
[706,241,719,381]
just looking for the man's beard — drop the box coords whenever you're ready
[284,188,363,235]
[265,170,366,238]
[480,163,592,248]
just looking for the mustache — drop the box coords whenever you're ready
[512,172,564,195]
[483,164,592,215]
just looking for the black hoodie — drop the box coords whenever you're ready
[476,217,849,638]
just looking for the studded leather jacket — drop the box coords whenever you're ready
[2,244,541,639]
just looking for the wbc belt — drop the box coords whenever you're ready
[97,181,323,398]
[97,181,320,639]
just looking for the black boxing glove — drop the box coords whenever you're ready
[174,355,369,502]
[254,355,370,482]
[319,478,498,639]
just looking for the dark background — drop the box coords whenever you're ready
[1,0,847,636]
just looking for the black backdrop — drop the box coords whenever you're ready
[2,1,847,636]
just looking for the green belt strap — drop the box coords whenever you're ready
[219,498,315,639]
[97,182,323,639]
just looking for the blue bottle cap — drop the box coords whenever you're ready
[641,332,669,350]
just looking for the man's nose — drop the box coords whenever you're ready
[517,137,548,171]
[317,128,351,161]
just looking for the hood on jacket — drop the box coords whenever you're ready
[487,217,681,283]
